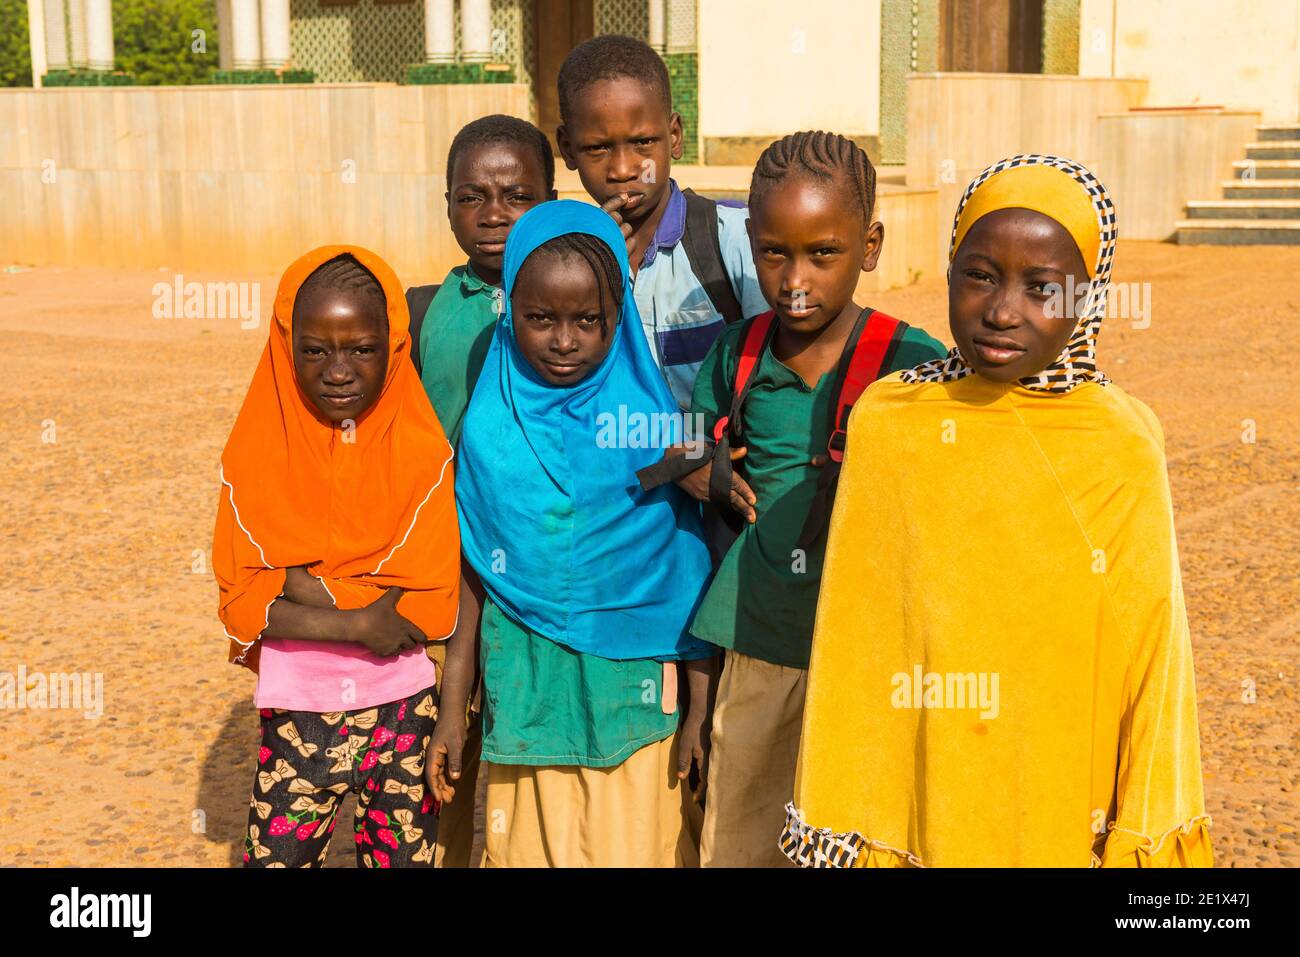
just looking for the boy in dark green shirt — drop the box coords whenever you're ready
[412,114,557,447]
[660,132,946,867]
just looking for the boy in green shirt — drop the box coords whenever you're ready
[659,132,947,867]
[411,114,557,447]
[409,114,555,867]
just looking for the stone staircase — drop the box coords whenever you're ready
[1176,124,1300,244]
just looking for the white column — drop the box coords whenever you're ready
[85,0,114,71]
[648,0,666,53]
[28,0,49,86]
[67,0,87,68]
[40,0,68,70]
[425,0,455,64]
[260,0,289,69]
[460,0,491,63]
[230,0,261,71]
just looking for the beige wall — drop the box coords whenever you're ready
[0,83,531,284]
[1098,109,1260,240]
[905,72,1148,256]
[1079,0,1300,122]
[698,0,882,141]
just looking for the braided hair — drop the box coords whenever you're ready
[294,253,387,324]
[749,131,877,225]
[527,233,624,339]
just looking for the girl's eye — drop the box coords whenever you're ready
[966,269,993,283]
[577,314,601,326]
[762,247,785,259]
[354,347,376,356]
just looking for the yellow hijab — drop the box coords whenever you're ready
[903,154,1116,393]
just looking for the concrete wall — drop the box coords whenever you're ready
[1079,0,1300,123]
[699,0,882,162]
[905,72,1148,255]
[1098,109,1261,240]
[0,83,531,285]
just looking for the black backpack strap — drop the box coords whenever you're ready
[403,283,441,377]
[681,188,745,326]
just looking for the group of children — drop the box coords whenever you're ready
[214,35,1211,868]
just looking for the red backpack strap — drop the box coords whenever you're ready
[712,311,777,443]
[635,311,777,496]
[826,309,905,463]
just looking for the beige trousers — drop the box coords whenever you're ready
[700,651,808,867]
[484,732,701,868]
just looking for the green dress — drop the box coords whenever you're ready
[687,315,948,669]
[417,263,500,448]
[478,598,678,768]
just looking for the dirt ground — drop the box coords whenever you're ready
[0,239,1295,867]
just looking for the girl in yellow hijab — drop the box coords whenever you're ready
[784,155,1212,867]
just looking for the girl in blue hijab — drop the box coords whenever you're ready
[424,200,716,867]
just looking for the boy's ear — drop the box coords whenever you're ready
[669,111,683,162]
[861,220,885,273]
[556,125,579,170]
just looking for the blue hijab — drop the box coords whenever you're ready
[455,201,713,661]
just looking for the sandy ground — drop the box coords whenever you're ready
[0,240,1295,868]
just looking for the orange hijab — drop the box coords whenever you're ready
[213,245,459,671]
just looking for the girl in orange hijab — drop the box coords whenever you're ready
[213,245,460,868]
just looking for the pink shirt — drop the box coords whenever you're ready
[253,638,438,712]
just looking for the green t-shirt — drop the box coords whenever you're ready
[479,598,679,768]
[687,312,948,669]
[418,263,500,449]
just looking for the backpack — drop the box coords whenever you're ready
[680,188,745,326]
[637,306,913,550]
[403,283,441,377]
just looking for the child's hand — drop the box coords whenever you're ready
[424,715,467,805]
[281,566,334,607]
[676,709,711,806]
[667,443,757,524]
[352,587,427,656]
[600,194,636,260]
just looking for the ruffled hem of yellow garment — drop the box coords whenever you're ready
[1093,815,1214,868]
[779,804,923,868]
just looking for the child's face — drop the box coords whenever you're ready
[511,250,619,386]
[292,288,389,424]
[447,142,554,286]
[556,77,682,228]
[948,208,1087,383]
[748,176,883,335]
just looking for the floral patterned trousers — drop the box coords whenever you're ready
[244,687,439,868]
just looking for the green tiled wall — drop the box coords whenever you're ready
[666,51,699,164]
[879,0,939,166]
[1042,0,1081,74]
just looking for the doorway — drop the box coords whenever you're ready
[534,0,595,143]
[939,0,1044,74]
